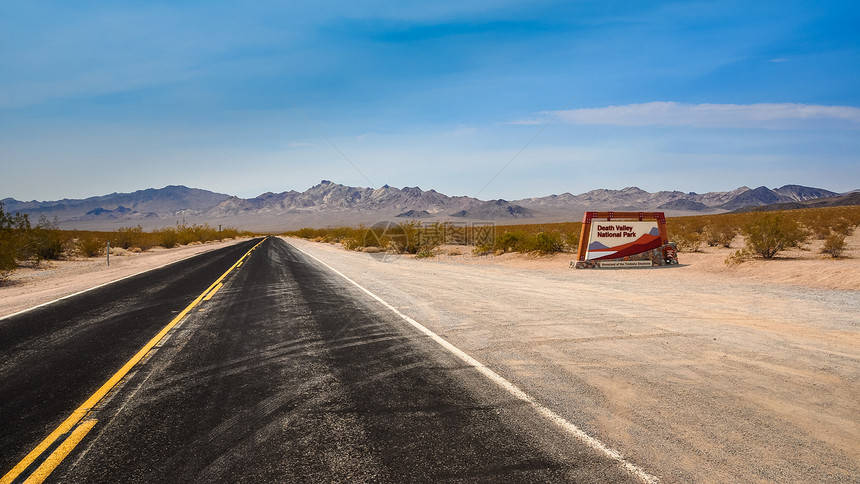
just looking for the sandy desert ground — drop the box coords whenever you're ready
[1,233,857,482]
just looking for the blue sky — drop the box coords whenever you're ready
[1,1,858,201]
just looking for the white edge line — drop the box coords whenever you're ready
[0,239,250,322]
[290,242,660,484]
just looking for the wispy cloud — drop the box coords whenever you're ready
[446,125,477,136]
[515,102,860,130]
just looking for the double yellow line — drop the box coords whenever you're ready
[1,237,266,484]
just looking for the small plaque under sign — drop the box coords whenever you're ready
[598,260,653,268]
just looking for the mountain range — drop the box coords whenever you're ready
[0,181,848,231]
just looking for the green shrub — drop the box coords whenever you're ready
[743,213,808,259]
[532,231,565,254]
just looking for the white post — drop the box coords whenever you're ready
[107,241,110,266]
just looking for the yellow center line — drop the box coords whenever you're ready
[1,237,267,484]
[23,419,97,484]
[203,282,223,301]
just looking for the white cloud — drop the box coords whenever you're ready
[517,102,860,130]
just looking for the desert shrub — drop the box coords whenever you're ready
[491,230,567,255]
[809,216,834,240]
[340,225,385,251]
[494,231,525,253]
[832,217,855,237]
[0,238,16,279]
[114,225,148,249]
[472,244,493,256]
[329,222,441,255]
[564,232,580,250]
[290,226,364,245]
[672,226,703,252]
[27,215,66,262]
[294,227,318,239]
[111,224,243,251]
[668,217,707,252]
[821,233,847,259]
[724,249,749,266]
[155,227,179,248]
[174,223,198,246]
[136,232,156,251]
[414,248,435,258]
[220,227,241,239]
[0,202,31,278]
[532,231,565,254]
[392,221,420,254]
[77,235,105,258]
[743,213,808,259]
[704,217,740,248]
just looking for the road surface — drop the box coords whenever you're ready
[1,237,643,483]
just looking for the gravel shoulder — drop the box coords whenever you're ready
[284,236,860,483]
[0,238,250,318]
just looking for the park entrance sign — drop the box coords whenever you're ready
[573,212,678,268]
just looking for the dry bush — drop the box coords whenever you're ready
[288,206,860,261]
[532,232,566,254]
[77,235,105,258]
[492,229,568,255]
[831,217,854,236]
[494,231,525,253]
[704,217,740,247]
[724,247,758,266]
[793,207,860,239]
[340,225,387,251]
[155,227,179,248]
[743,213,808,259]
[0,202,31,278]
[289,226,364,245]
[113,225,155,250]
[669,218,707,252]
[27,215,67,262]
[821,234,847,259]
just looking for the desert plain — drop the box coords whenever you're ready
[1,233,858,482]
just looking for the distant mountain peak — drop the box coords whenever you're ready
[1,182,844,231]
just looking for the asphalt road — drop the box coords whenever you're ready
[1,237,641,483]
